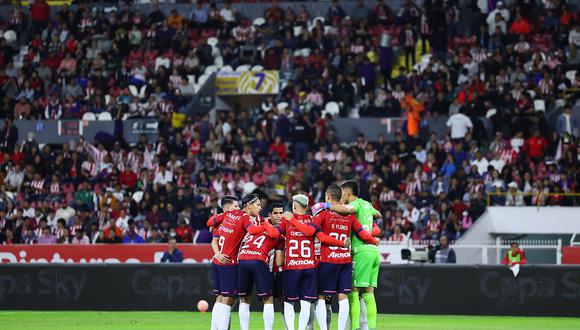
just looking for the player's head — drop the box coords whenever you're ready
[221,195,239,212]
[241,193,261,216]
[340,180,359,202]
[325,183,342,203]
[511,242,519,252]
[291,194,309,215]
[268,202,284,225]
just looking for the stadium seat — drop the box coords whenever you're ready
[132,191,144,203]
[3,30,17,43]
[82,112,97,121]
[293,26,303,37]
[236,64,251,72]
[220,65,234,72]
[197,74,209,86]
[312,16,325,25]
[534,100,546,112]
[129,85,146,98]
[566,70,576,84]
[253,17,266,26]
[323,102,340,117]
[486,109,497,118]
[207,37,218,47]
[97,112,113,121]
[251,65,264,72]
[204,65,218,75]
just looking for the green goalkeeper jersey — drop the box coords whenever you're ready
[349,198,379,255]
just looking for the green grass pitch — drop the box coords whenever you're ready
[0,311,578,329]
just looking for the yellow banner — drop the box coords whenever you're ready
[16,1,73,5]
[215,72,240,95]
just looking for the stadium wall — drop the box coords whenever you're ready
[1,264,579,317]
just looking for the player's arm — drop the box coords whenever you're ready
[263,219,283,238]
[315,231,349,248]
[373,208,382,219]
[240,214,265,234]
[206,213,222,228]
[246,223,265,235]
[351,218,379,245]
[275,250,284,267]
[328,202,355,215]
[288,216,317,236]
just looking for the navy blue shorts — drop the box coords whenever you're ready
[318,262,352,295]
[211,263,238,297]
[272,272,284,298]
[284,268,318,302]
[238,260,273,297]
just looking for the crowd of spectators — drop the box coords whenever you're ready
[0,0,579,245]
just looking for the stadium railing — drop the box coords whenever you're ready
[485,192,580,207]
[380,238,563,265]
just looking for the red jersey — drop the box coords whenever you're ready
[277,214,316,270]
[213,210,258,266]
[311,210,367,264]
[239,217,280,264]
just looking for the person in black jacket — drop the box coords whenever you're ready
[1,119,18,154]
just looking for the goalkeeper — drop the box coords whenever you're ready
[312,180,381,330]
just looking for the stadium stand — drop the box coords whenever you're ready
[0,0,578,247]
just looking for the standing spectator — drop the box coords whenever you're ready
[401,90,424,139]
[434,236,456,263]
[291,115,310,164]
[556,105,579,137]
[351,0,371,23]
[327,0,345,22]
[161,238,183,263]
[447,111,473,141]
[30,0,50,35]
[524,129,548,163]
[400,23,418,69]
[1,119,19,154]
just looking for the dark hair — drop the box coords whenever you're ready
[221,195,238,208]
[341,180,359,197]
[326,184,342,202]
[269,202,283,213]
[241,194,259,209]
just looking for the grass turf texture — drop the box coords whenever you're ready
[0,312,578,329]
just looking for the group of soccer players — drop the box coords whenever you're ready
[207,180,382,330]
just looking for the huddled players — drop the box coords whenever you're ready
[208,180,381,330]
